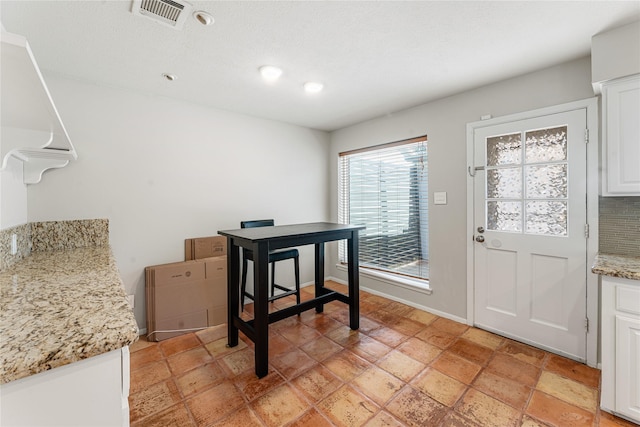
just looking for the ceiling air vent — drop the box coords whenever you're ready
[132,0,193,30]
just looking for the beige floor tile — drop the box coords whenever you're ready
[325,324,364,347]
[300,335,343,361]
[411,367,466,407]
[129,380,182,423]
[367,326,409,348]
[213,406,264,427]
[129,285,632,427]
[536,371,598,412]
[174,361,225,397]
[377,349,426,382]
[186,381,245,426]
[159,333,201,357]
[397,336,442,364]
[448,338,494,365]
[289,408,334,427]
[129,335,155,353]
[130,344,164,371]
[270,347,317,380]
[130,359,173,395]
[352,366,404,406]
[544,353,600,389]
[130,403,193,427]
[349,334,393,363]
[324,349,371,382]
[461,327,504,350]
[385,385,448,427]
[431,317,470,336]
[233,367,286,402]
[500,340,547,367]
[219,346,255,376]
[291,364,343,402]
[195,324,227,344]
[485,352,541,387]
[415,325,457,349]
[388,316,424,336]
[278,321,323,346]
[472,370,532,410]
[455,389,520,427]
[364,411,405,427]
[526,390,594,426]
[406,308,437,326]
[205,336,248,358]
[251,383,309,427]
[439,411,483,427]
[431,351,482,384]
[318,384,379,427]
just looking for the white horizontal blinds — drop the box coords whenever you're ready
[339,136,429,280]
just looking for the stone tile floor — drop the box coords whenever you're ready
[129,281,637,427]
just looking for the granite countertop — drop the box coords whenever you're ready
[0,246,138,384]
[592,253,640,281]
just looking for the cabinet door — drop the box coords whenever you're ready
[615,314,640,422]
[602,75,640,196]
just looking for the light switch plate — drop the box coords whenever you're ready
[434,192,447,205]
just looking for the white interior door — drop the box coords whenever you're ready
[472,109,588,361]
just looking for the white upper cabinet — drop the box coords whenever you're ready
[1,31,77,184]
[601,74,640,196]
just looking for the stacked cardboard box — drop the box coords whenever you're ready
[145,236,227,341]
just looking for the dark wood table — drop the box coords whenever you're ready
[218,222,364,378]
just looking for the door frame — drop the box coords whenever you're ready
[466,98,599,367]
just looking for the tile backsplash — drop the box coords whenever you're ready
[599,196,640,257]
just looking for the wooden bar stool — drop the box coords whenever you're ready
[240,219,300,311]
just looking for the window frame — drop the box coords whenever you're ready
[338,135,430,290]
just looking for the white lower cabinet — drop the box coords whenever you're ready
[602,276,640,423]
[0,347,131,426]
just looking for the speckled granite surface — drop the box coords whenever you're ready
[0,223,32,271]
[0,246,138,384]
[592,253,640,281]
[31,219,109,251]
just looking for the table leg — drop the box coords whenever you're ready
[314,242,325,313]
[227,239,239,347]
[253,242,270,378]
[347,232,360,330]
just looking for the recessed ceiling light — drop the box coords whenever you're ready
[162,73,177,81]
[259,65,283,82]
[193,11,214,26]
[304,81,323,93]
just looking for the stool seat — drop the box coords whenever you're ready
[240,220,301,311]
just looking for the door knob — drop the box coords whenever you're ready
[475,235,485,243]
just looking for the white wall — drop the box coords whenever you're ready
[0,156,27,230]
[26,74,330,329]
[328,56,596,320]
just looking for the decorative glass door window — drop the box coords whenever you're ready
[486,126,568,236]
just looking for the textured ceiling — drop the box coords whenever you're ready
[1,1,639,131]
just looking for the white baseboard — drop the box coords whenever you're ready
[326,276,467,325]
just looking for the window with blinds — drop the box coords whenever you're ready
[338,136,429,282]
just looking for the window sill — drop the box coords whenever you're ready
[335,264,432,295]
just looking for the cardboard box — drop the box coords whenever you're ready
[145,255,227,341]
[185,236,227,261]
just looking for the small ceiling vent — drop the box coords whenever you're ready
[132,0,193,30]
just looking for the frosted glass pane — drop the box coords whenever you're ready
[487,201,522,232]
[525,126,567,163]
[525,164,567,199]
[525,201,567,236]
[487,168,522,199]
[487,133,521,166]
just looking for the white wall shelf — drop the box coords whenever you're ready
[1,31,77,184]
